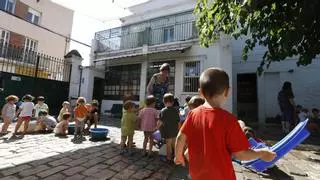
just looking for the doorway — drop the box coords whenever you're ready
[92,77,105,110]
[237,73,258,123]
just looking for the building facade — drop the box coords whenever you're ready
[86,0,232,114]
[0,0,74,58]
[232,38,320,124]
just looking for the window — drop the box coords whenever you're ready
[23,38,38,64]
[147,61,175,93]
[192,21,198,38]
[26,8,41,25]
[104,64,141,101]
[183,61,201,92]
[163,27,174,43]
[0,29,10,57]
[0,0,16,13]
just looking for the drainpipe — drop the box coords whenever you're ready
[78,65,83,97]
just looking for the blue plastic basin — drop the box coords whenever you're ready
[89,128,109,140]
[152,130,161,141]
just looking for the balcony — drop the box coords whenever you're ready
[94,12,198,60]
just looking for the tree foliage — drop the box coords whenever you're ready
[194,0,320,74]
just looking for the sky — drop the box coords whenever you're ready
[51,0,149,66]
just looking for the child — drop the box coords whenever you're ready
[13,94,35,136]
[58,101,70,122]
[33,96,49,119]
[297,106,308,123]
[1,95,18,135]
[85,100,99,131]
[38,110,57,132]
[175,68,276,180]
[158,93,180,162]
[308,108,320,133]
[120,100,137,155]
[179,96,192,123]
[73,97,88,142]
[54,112,71,136]
[138,95,159,157]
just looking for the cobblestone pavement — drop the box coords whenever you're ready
[0,116,319,180]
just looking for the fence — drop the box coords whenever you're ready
[0,43,71,82]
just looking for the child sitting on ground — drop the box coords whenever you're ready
[138,95,159,157]
[308,108,320,133]
[297,105,309,123]
[175,68,276,180]
[33,96,49,120]
[13,94,35,136]
[1,95,18,135]
[58,101,70,122]
[73,97,88,142]
[158,93,180,162]
[85,100,99,132]
[38,110,57,132]
[54,112,71,136]
[120,100,137,155]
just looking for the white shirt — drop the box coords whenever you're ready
[2,103,16,119]
[19,102,35,117]
[34,103,49,117]
[298,112,308,122]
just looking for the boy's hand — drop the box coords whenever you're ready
[260,149,277,162]
[174,155,185,166]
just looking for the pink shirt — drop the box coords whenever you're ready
[139,107,159,132]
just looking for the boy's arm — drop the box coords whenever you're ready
[174,131,187,166]
[233,148,276,162]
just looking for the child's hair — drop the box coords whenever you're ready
[163,93,175,104]
[37,96,45,101]
[5,95,19,102]
[243,126,256,139]
[188,96,205,109]
[185,96,192,104]
[174,98,180,107]
[145,95,156,106]
[22,94,33,101]
[91,100,99,107]
[62,112,71,120]
[77,97,86,105]
[38,110,48,116]
[123,94,133,103]
[199,68,229,98]
[62,101,70,106]
[123,100,136,110]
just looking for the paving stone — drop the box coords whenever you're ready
[235,173,244,180]
[243,172,261,180]
[131,169,153,179]
[1,164,32,176]
[90,169,116,179]
[48,157,73,166]
[19,165,51,177]
[110,161,129,172]
[145,163,161,171]
[42,173,66,180]
[20,176,39,180]
[85,152,105,160]
[82,164,109,176]
[105,156,122,165]
[103,151,119,159]
[64,174,86,180]
[82,157,107,168]
[37,166,69,178]
[0,176,19,180]
[66,158,89,166]
[29,158,54,167]
[63,166,86,176]
[114,169,136,180]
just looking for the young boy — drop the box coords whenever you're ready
[85,100,99,132]
[13,94,35,136]
[33,96,49,119]
[120,101,137,155]
[58,101,70,122]
[1,95,18,135]
[158,93,180,162]
[175,68,276,180]
[54,112,71,136]
[38,110,57,132]
[73,97,88,142]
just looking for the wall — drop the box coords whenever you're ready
[79,68,105,103]
[0,0,73,58]
[232,38,320,122]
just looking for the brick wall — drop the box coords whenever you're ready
[9,32,25,48]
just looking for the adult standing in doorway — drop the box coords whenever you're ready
[147,63,170,110]
[278,81,296,133]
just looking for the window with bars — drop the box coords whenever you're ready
[0,0,16,13]
[104,64,141,101]
[147,61,175,94]
[23,37,38,64]
[0,29,10,57]
[163,27,174,43]
[183,61,200,92]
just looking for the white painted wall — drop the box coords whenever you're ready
[232,38,320,122]
[79,68,105,103]
[0,0,73,58]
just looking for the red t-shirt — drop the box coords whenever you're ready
[181,106,250,180]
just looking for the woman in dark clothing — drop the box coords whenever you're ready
[147,63,170,110]
[278,81,296,133]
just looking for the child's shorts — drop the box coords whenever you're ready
[20,116,31,122]
[144,131,153,137]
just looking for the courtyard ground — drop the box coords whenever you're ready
[0,116,319,180]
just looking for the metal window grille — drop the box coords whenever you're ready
[104,64,141,101]
[183,61,200,92]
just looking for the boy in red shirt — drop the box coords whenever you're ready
[175,68,276,180]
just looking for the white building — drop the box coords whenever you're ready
[232,38,320,124]
[0,0,74,58]
[84,0,233,113]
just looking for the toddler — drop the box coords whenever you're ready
[73,97,88,142]
[58,101,70,122]
[13,94,35,136]
[308,108,320,133]
[54,112,71,136]
[175,68,276,180]
[38,110,57,132]
[138,95,159,157]
[85,100,99,132]
[1,95,18,135]
[33,96,49,118]
[120,100,137,155]
[179,96,192,123]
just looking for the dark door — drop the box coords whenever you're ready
[92,77,105,109]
